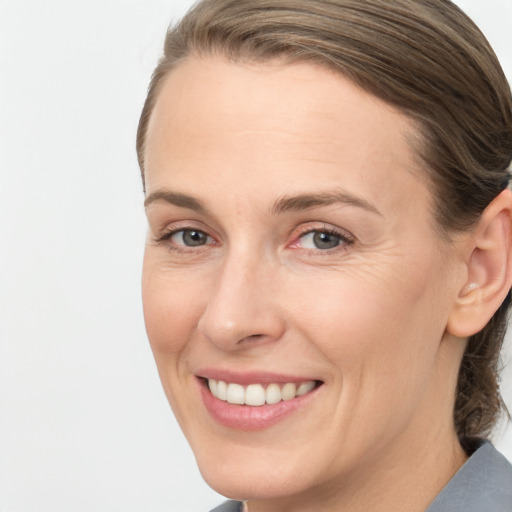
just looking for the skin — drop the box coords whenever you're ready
[142,57,474,512]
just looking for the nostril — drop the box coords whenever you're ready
[241,334,265,342]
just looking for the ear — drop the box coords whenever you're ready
[447,189,512,338]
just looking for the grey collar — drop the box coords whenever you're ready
[426,440,512,512]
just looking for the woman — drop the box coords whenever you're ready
[137,1,512,510]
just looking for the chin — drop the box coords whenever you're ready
[198,457,308,501]
[191,435,334,502]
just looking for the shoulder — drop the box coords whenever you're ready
[426,440,512,512]
[209,500,244,512]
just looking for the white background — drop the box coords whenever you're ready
[0,1,511,511]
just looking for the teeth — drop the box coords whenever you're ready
[216,380,227,400]
[207,379,317,406]
[208,379,218,396]
[226,383,245,405]
[296,381,316,396]
[265,383,281,405]
[281,382,296,401]
[245,384,266,406]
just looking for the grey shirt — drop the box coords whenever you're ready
[209,441,512,512]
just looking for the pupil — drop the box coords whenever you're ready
[313,232,340,249]
[183,230,206,246]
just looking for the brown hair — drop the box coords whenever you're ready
[136,0,512,440]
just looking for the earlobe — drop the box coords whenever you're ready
[447,189,512,338]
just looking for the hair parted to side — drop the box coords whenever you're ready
[137,0,512,440]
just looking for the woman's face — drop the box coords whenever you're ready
[142,57,467,503]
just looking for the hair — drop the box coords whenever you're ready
[136,0,512,440]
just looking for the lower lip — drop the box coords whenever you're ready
[199,380,322,431]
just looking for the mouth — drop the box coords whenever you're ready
[206,378,320,406]
[196,373,324,430]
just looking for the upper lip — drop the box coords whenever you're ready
[196,368,322,385]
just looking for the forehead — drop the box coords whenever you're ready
[144,56,431,219]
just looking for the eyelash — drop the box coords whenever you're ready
[292,226,355,255]
[155,225,355,255]
[155,227,215,253]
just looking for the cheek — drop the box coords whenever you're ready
[142,257,205,358]
[289,267,430,343]
[285,257,447,396]
[141,257,211,430]
[283,267,448,459]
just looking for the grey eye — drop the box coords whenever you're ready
[312,232,341,249]
[300,231,342,250]
[172,229,210,247]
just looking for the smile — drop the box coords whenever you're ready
[208,379,317,406]
[198,374,323,430]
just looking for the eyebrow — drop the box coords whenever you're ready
[144,188,382,217]
[144,190,207,212]
[270,190,382,216]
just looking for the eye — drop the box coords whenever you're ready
[165,229,213,247]
[300,231,341,250]
[293,227,353,252]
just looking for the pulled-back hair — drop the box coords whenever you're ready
[136,0,512,440]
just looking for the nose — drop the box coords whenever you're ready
[197,252,286,351]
